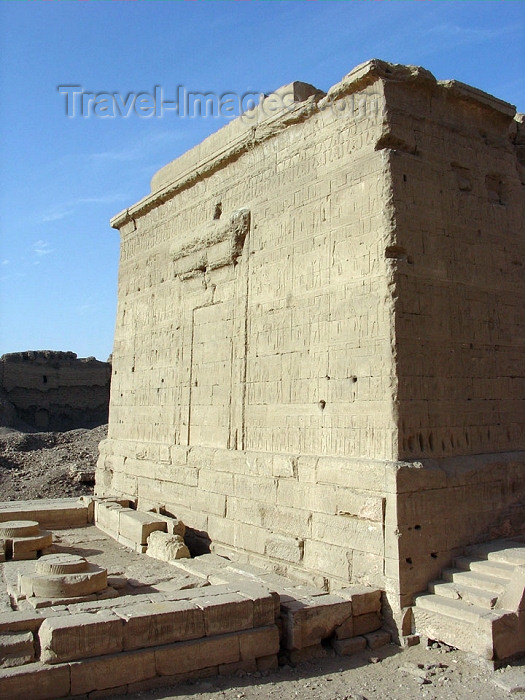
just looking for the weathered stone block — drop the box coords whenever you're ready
[281,596,353,650]
[196,593,253,636]
[265,534,304,563]
[69,649,156,695]
[0,631,35,668]
[116,600,204,650]
[118,509,167,545]
[336,585,382,616]
[237,583,276,626]
[146,530,190,561]
[39,611,123,663]
[155,632,240,676]
[365,629,391,649]
[332,635,367,656]
[353,611,382,636]
[239,625,280,660]
[0,662,70,700]
[95,502,123,537]
[11,532,53,560]
[0,610,43,634]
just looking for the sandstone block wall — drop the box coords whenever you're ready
[98,60,525,622]
[0,351,111,431]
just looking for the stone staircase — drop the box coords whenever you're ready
[414,539,525,664]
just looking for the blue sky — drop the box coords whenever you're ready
[0,0,523,362]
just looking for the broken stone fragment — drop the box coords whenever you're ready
[146,530,190,562]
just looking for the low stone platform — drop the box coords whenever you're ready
[0,498,390,698]
[0,499,91,531]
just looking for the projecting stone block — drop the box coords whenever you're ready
[116,599,205,650]
[148,512,186,537]
[237,583,277,626]
[94,502,123,537]
[336,585,382,616]
[281,595,353,650]
[0,610,43,634]
[196,593,254,636]
[118,509,167,545]
[39,611,123,664]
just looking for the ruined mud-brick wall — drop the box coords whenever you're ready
[0,351,111,430]
[98,60,525,622]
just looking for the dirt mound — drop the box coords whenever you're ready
[0,424,106,501]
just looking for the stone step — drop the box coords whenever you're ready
[428,581,498,609]
[454,557,515,579]
[413,594,496,659]
[442,568,508,594]
[414,593,492,624]
[466,540,525,567]
[0,631,35,668]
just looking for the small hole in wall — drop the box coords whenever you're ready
[213,202,222,220]
[414,525,421,531]
[351,376,358,383]
[318,400,326,410]
[430,552,438,559]
[403,174,407,182]
[406,557,413,565]
[42,375,48,384]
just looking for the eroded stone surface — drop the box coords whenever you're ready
[95,58,525,640]
[0,522,40,539]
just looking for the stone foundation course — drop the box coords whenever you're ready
[0,498,391,699]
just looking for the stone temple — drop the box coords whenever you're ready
[96,59,525,639]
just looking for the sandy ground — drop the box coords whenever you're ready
[0,424,104,500]
[120,643,524,700]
